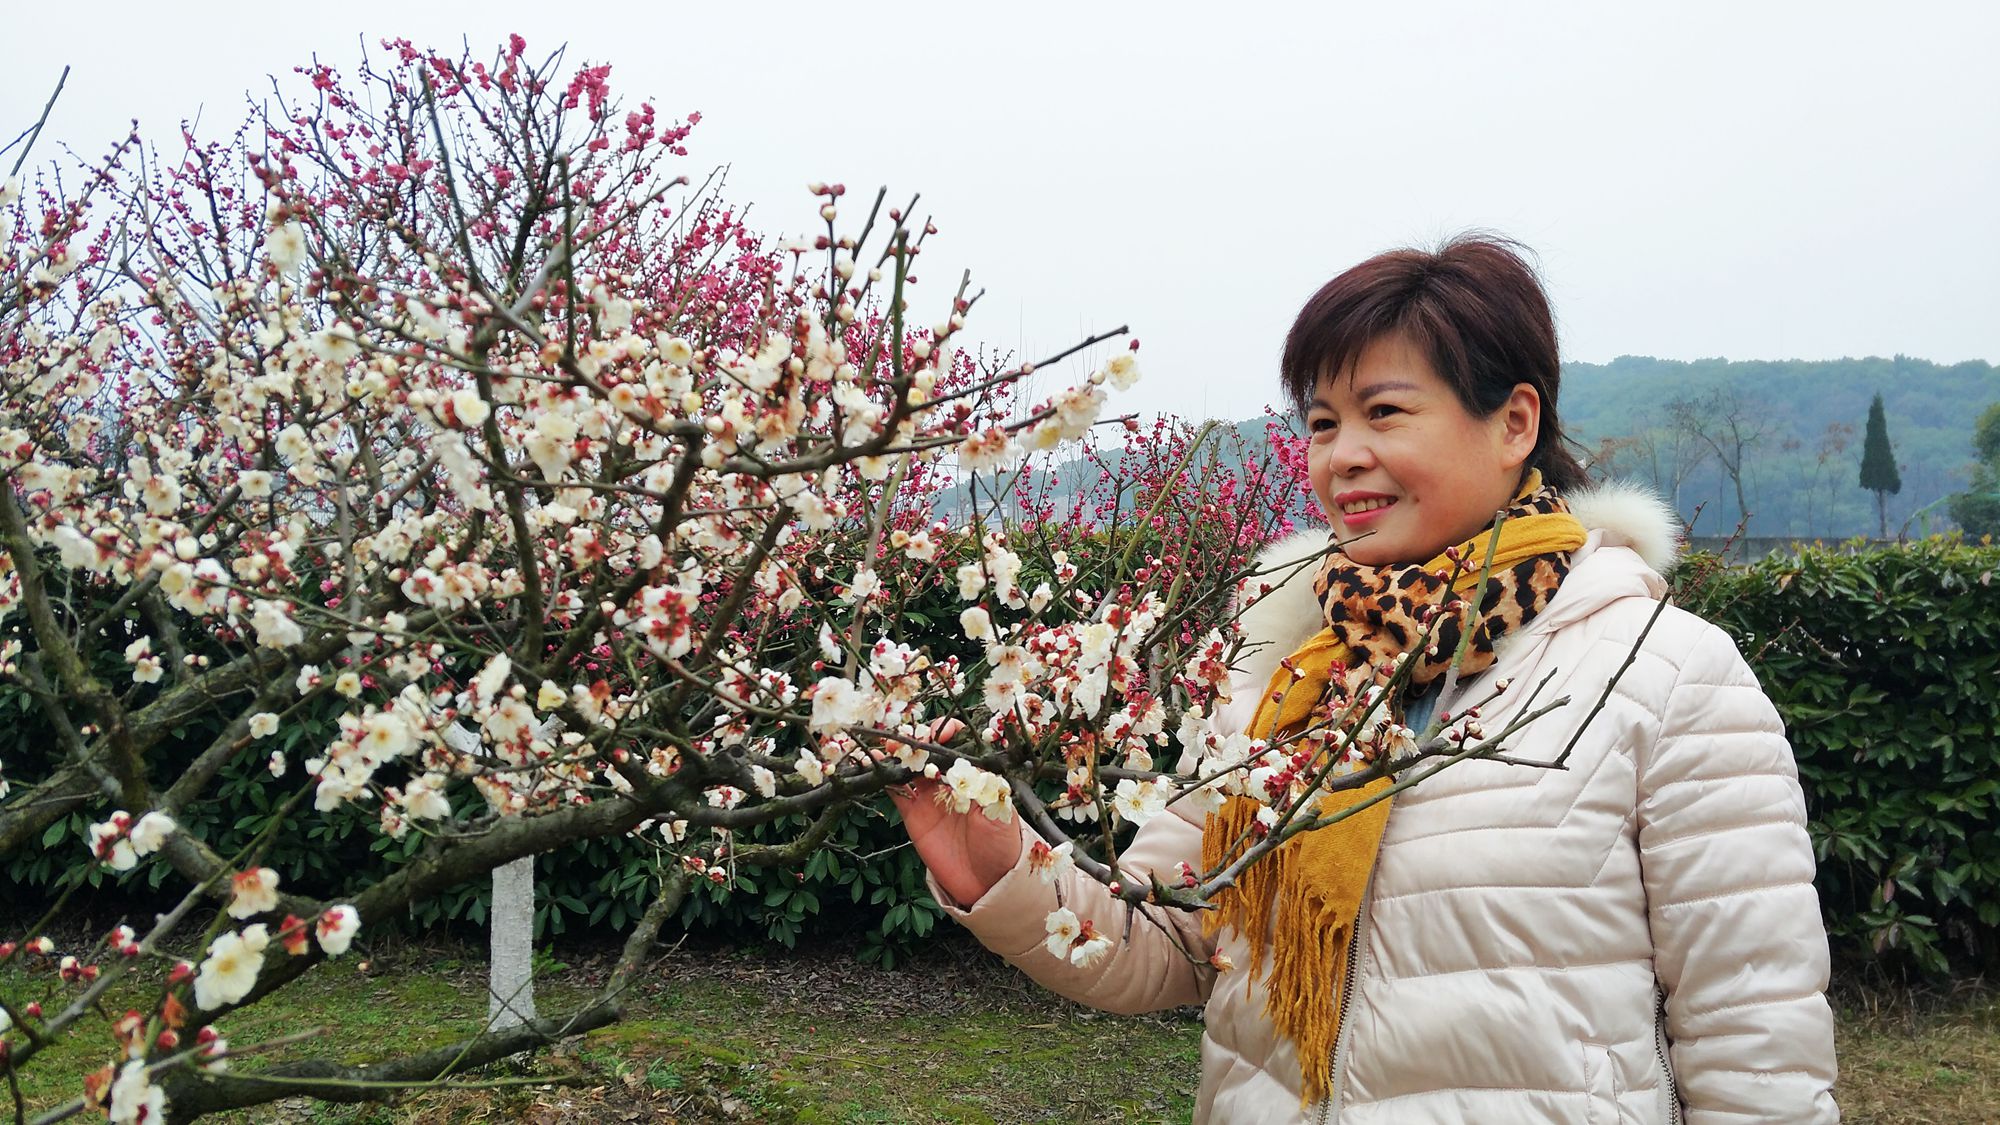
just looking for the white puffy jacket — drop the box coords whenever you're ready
[932,484,1840,1123]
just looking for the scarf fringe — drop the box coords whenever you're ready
[1202,779,1393,1107]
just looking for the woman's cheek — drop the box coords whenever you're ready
[1306,449,1337,521]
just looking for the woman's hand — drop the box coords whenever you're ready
[886,720,1023,908]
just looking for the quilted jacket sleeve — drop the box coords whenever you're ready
[926,807,1218,1015]
[1639,620,1840,1123]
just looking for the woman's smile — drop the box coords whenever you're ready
[1332,490,1399,529]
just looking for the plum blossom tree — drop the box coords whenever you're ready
[0,37,1622,1122]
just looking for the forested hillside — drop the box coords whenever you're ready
[1560,355,1997,538]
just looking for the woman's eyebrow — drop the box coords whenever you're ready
[1354,380,1419,401]
[1316,380,1420,410]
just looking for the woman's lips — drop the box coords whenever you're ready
[1339,499,1397,529]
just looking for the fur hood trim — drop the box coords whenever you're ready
[1227,480,1681,696]
[1565,479,1682,575]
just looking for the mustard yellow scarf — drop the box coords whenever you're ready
[1200,474,1587,1106]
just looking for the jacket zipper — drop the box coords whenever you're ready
[1315,872,1374,1124]
[1314,676,1473,1122]
[1654,984,1682,1124]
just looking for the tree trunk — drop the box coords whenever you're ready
[1730,462,1750,539]
[1877,489,1888,540]
[489,856,538,1029]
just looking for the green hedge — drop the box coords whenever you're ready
[1674,537,2000,974]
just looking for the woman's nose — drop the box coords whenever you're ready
[1326,427,1376,476]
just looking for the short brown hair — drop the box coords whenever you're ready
[1280,233,1587,492]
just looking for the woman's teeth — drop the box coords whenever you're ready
[1341,497,1395,515]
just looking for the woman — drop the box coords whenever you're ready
[895,235,1839,1123]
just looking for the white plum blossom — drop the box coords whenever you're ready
[840,568,880,605]
[1176,778,1228,818]
[88,817,138,872]
[983,543,1025,608]
[447,387,490,428]
[1029,839,1078,885]
[228,867,281,919]
[659,335,695,364]
[809,676,876,734]
[312,322,361,367]
[358,709,418,761]
[795,751,827,786]
[129,811,176,855]
[84,808,173,869]
[942,758,1012,821]
[1110,777,1168,827]
[194,924,271,1009]
[399,773,452,821]
[956,427,1019,473]
[1043,906,1082,958]
[316,905,360,956]
[536,681,567,711]
[266,221,307,274]
[471,653,512,704]
[249,712,280,739]
[107,1059,168,1124]
[959,606,993,641]
[274,422,312,462]
[1100,352,1141,391]
[1070,930,1114,968]
[124,636,163,685]
[901,529,938,561]
[1028,582,1053,613]
[955,562,985,601]
[250,600,305,650]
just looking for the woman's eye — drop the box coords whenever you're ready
[1309,417,1335,433]
[1368,404,1402,420]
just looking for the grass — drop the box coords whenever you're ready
[2,934,1994,1123]
[1832,978,2000,1124]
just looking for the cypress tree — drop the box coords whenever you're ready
[1859,392,1902,538]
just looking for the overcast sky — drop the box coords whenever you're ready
[6,1,1995,421]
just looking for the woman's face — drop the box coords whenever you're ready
[1305,333,1541,567]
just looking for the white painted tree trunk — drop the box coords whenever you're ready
[488,855,538,1029]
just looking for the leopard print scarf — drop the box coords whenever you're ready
[1313,475,1578,706]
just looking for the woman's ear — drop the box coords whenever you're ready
[1499,383,1541,468]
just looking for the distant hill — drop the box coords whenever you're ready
[935,357,1998,541]
[1560,355,1997,538]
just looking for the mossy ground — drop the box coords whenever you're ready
[3,935,1993,1123]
